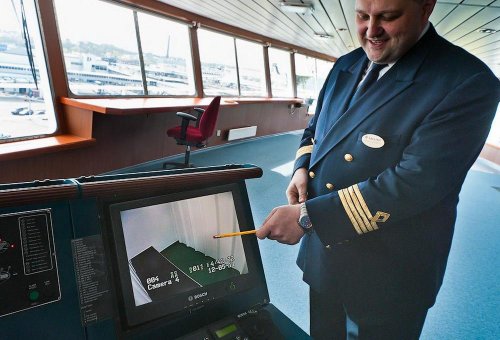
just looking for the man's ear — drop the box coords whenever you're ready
[422,0,437,21]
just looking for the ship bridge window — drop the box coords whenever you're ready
[269,47,293,97]
[0,0,57,143]
[137,12,195,96]
[198,29,239,97]
[54,0,144,96]
[198,29,267,97]
[295,54,334,113]
[235,39,266,97]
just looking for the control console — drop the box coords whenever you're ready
[0,209,61,317]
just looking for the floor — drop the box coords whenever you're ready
[121,131,500,339]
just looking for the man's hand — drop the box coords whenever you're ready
[256,204,304,245]
[286,168,308,204]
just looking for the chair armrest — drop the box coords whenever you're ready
[192,108,204,127]
[176,112,198,141]
[176,112,197,121]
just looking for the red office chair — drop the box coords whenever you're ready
[163,96,221,169]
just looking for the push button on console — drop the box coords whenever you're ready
[28,290,40,302]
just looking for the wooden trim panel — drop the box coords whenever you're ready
[79,166,263,199]
[59,97,303,115]
[0,182,78,208]
[0,135,96,161]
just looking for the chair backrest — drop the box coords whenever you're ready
[198,96,221,139]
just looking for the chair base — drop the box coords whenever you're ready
[162,145,194,170]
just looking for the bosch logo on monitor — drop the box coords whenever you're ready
[194,292,208,300]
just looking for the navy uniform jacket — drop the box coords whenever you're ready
[294,25,500,323]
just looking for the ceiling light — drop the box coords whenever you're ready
[279,1,314,15]
[477,28,497,34]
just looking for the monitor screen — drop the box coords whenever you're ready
[104,183,267,328]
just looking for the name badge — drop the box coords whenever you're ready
[362,134,385,148]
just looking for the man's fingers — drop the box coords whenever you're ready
[298,190,308,203]
[287,190,299,205]
[256,224,270,239]
[257,208,277,239]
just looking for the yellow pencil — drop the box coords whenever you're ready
[213,230,257,239]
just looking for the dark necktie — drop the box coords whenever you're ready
[349,62,388,106]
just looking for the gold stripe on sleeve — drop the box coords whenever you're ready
[352,184,379,230]
[295,145,313,160]
[347,186,373,232]
[338,189,363,235]
[341,188,368,234]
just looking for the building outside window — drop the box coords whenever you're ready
[235,39,266,97]
[295,54,333,113]
[198,29,239,96]
[295,53,316,101]
[55,0,143,96]
[55,0,195,97]
[0,0,57,142]
[137,12,195,96]
[268,47,293,97]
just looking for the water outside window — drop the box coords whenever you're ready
[0,0,57,142]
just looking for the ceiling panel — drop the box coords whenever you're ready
[430,3,460,24]
[157,0,500,76]
[444,7,500,42]
[434,5,483,36]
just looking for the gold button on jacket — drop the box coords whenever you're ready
[309,171,315,178]
[344,153,354,162]
[326,183,334,190]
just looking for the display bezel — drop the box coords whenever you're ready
[102,182,267,328]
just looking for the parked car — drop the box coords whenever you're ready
[11,107,27,115]
[16,108,34,116]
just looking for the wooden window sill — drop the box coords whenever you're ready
[60,97,303,115]
[0,135,96,161]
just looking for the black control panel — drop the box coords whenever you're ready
[0,209,61,317]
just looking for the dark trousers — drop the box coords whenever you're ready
[310,289,428,340]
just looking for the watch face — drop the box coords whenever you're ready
[299,215,312,229]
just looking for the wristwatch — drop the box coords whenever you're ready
[298,202,313,233]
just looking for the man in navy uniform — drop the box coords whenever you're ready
[257,0,500,338]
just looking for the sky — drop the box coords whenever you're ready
[0,0,26,32]
[53,0,190,58]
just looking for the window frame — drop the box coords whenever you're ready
[0,0,60,144]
